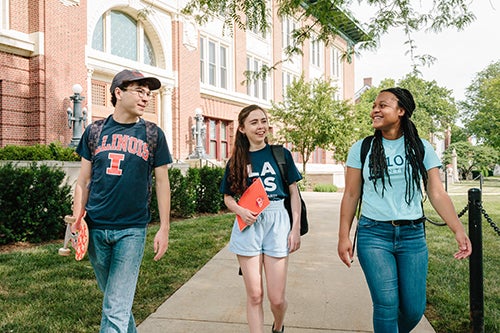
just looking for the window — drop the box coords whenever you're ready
[199,36,229,89]
[208,41,216,85]
[91,10,156,66]
[1,0,9,30]
[282,17,296,50]
[205,118,230,160]
[331,46,342,78]
[200,37,205,83]
[246,55,269,100]
[248,20,267,39]
[281,71,298,100]
[331,46,344,100]
[310,35,323,67]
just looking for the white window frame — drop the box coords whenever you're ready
[246,55,269,100]
[199,35,229,90]
[330,46,344,100]
[310,34,323,68]
[1,0,9,30]
[331,46,342,79]
[281,70,299,101]
[91,10,156,66]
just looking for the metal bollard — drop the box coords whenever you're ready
[468,188,484,333]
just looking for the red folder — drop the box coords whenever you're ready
[237,178,270,231]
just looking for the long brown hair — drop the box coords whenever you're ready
[227,104,268,195]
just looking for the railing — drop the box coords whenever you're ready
[426,188,499,333]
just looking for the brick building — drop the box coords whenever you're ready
[0,0,366,171]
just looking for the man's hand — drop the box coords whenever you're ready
[153,227,169,261]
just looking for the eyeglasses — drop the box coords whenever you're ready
[124,88,152,99]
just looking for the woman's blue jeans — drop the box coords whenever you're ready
[88,227,147,333]
[357,216,428,333]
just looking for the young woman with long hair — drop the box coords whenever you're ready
[338,88,471,332]
[220,104,303,333]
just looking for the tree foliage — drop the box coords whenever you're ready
[355,74,458,141]
[442,141,499,179]
[182,0,476,71]
[268,76,354,174]
[449,123,468,144]
[460,60,500,150]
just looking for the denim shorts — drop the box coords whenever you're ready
[229,199,290,258]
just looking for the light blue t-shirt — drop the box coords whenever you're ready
[346,136,441,221]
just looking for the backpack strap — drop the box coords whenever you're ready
[144,120,158,168]
[353,135,374,255]
[356,135,374,218]
[360,135,374,170]
[270,144,289,192]
[88,118,107,161]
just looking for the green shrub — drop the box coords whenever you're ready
[0,162,72,244]
[313,183,338,192]
[197,166,224,214]
[0,142,79,161]
[149,166,223,222]
[169,168,197,218]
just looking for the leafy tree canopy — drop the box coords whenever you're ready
[355,74,458,141]
[449,123,468,144]
[442,141,499,179]
[268,76,354,172]
[460,60,500,150]
[182,0,475,71]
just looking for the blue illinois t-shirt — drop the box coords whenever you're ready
[76,116,173,229]
[220,144,302,200]
[346,135,441,221]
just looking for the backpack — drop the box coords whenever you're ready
[87,116,159,202]
[270,145,308,236]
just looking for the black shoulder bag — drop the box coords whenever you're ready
[270,145,308,236]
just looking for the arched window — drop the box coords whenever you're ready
[91,10,156,66]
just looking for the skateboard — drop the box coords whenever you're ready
[58,214,89,261]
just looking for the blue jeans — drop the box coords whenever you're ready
[88,227,147,333]
[357,216,428,333]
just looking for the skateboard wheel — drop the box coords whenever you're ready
[58,247,71,256]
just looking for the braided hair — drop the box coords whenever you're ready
[368,88,428,204]
[227,105,268,195]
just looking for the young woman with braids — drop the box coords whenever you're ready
[219,104,302,333]
[337,88,471,332]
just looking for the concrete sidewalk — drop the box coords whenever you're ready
[138,192,436,333]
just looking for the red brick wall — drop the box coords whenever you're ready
[0,0,87,147]
[0,52,31,146]
[43,0,87,145]
[172,19,203,160]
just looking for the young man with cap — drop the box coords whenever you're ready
[71,69,173,332]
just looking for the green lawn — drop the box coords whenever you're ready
[424,177,500,333]
[1,177,499,332]
[0,214,233,333]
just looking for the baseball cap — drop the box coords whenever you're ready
[110,69,161,93]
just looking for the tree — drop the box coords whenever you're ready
[450,124,468,144]
[461,61,500,150]
[268,76,354,174]
[355,75,458,141]
[442,141,499,180]
[182,0,475,72]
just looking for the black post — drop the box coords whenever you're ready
[468,188,484,333]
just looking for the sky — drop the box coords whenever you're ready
[351,1,500,101]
